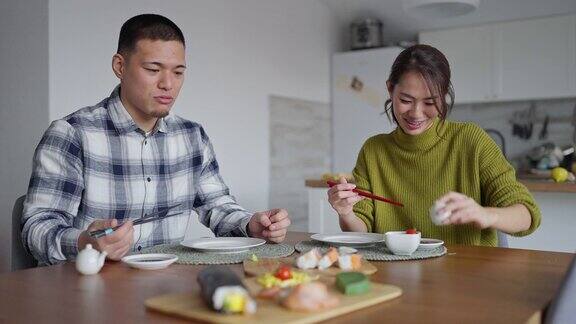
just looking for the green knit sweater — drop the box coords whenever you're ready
[352,118,541,246]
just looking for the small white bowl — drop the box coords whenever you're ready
[385,231,421,256]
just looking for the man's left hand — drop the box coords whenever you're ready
[248,209,291,243]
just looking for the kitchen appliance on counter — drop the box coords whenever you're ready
[350,18,383,50]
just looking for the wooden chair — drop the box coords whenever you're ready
[497,230,509,248]
[11,195,37,270]
[545,254,576,323]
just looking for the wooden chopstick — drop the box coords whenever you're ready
[89,211,184,238]
[326,180,404,207]
[88,203,183,238]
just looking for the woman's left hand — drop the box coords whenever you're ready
[436,192,497,229]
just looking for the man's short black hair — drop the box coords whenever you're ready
[117,14,185,56]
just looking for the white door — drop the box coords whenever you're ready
[420,26,493,104]
[332,47,401,173]
[494,15,576,101]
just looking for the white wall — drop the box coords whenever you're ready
[49,0,337,216]
[0,1,49,272]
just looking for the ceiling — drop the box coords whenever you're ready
[320,0,576,44]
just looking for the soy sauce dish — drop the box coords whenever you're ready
[121,253,178,270]
[418,238,444,250]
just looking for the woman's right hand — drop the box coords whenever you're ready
[327,177,364,218]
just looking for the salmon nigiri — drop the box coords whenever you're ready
[318,247,339,270]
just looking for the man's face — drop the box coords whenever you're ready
[113,39,186,122]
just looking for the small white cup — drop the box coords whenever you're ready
[385,231,421,256]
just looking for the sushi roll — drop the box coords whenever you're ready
[197,266,256,314]
[338,254,363,271]
[318,247,339,270]
[296,248,321,270]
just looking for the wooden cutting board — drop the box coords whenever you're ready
[243,257,378,276]
[145,281,402,324]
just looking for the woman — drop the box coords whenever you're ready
[328,44,540,246]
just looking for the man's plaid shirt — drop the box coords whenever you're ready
[23,87,252,265]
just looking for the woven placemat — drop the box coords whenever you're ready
[139,243,295,265]
[295,241,446,261]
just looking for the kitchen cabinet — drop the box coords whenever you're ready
[307,186,342,234]
[495,14,576,101]
[419,14,576,104]
[507,192,576,253]
[419,25,494,103]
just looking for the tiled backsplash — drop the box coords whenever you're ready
[450,98,576,169]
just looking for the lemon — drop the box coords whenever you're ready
[551,167,569,183]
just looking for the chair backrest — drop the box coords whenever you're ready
[545,255,576,323]
[11,195,37,270]
[497,230,509,248]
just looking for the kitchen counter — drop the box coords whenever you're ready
[305,179,576,193]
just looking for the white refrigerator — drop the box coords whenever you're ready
[331,47,403,173]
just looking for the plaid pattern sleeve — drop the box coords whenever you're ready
[22,87,254,266]
[22,120,85,265]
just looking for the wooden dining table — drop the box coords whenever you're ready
[0,232,572,323]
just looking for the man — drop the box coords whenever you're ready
[22,14,291,266]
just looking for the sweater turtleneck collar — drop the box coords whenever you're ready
[392,117,447,151]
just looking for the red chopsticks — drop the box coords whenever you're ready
[326,180,404,207]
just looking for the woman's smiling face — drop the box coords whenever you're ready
[388,70,439,135]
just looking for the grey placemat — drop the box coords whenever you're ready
[139,243,295,265]
[295,240,446,261]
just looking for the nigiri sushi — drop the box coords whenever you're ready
[338,246,358,255]
[430,200,451,225]
[296,248,321,270]
[197,266,256,314]
[338,254,363,271]
[282,282,340,312]
[317,247,339,270]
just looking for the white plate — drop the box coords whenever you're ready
[311,233,385,247]
[180,237,266,253]
[418,238,444,250]
[121,253,178,270]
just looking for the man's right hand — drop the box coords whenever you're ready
[78,219,134,261]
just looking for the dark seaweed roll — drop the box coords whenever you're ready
[197,265,256,314]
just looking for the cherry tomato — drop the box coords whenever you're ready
[275,265,292,280]
[406,228,418,234]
